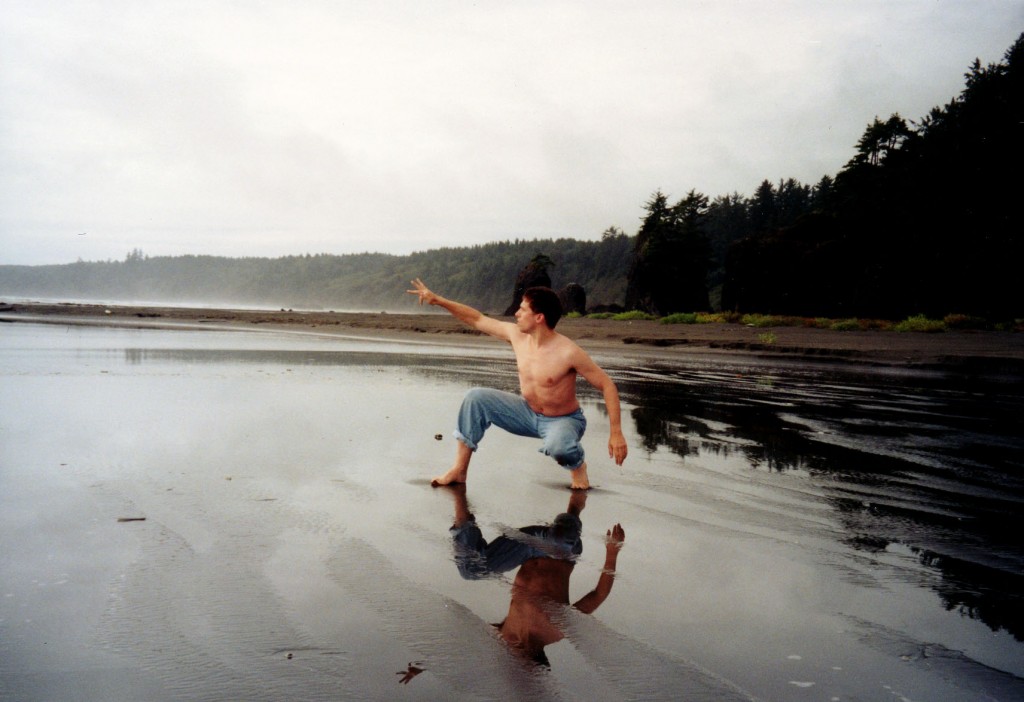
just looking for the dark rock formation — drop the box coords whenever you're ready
[558,283,586,316]
[503,261,553,316]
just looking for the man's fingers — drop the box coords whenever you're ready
[606,523,625,544]
[407,279,428,304]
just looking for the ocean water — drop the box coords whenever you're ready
[1,322,1021,701]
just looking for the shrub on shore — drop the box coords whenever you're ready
[893,314,946,333]
[612,310,658,321]
[660,312,698,324]
[830,318,864,331]
[827,319,892,333]
[659,311,736,324]
[943,313,988,330]
[701,312,737,323]
[739,313,807,327]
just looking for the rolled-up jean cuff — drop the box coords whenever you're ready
[545,452,585,470]
[557,456,585,470]
[453,430,477,451]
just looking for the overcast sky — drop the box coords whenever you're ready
[2,1,1021,265]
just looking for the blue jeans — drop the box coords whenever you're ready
[451,513,583,579]
[454,388,587,469]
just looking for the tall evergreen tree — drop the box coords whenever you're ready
[625,190,711,314]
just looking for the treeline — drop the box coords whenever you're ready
[626,32,1022,320]
[0,235,633,314]
[2,34,1021,319]
[623,178,835,315]
[724,32,1024,320]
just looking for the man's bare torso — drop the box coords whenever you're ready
[499,558,574,650]
[510,332,581,416]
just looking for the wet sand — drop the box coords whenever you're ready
[1,312,1023,700]
[2,300,1022,368]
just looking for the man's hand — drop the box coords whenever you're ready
[605,523,625,551]
[608,429,628,466]
[407,278,436,306]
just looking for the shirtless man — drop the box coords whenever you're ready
[407,278,627,489]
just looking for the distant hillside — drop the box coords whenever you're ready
[0,235,633,314]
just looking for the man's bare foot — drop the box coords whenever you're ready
[431,466,468,487]
[569,462,590,490]
[432,441,472,487]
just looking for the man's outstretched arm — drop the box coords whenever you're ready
[407,278,512,340]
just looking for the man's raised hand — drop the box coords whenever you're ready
[407,278,434,306]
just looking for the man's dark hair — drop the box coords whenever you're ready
[523,287,563,329]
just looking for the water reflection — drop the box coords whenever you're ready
[122,346,509,371]
[618,360,1024,641]
[113,338,1024,644]
[440,486,623,666]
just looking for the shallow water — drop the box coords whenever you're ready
[1,323,1022,701]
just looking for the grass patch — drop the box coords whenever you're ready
[698,312,734,323]
[943,313,988,330]
[994,319,1024,332]
[740,313,776,327]
[660,312,698,324]
[740,314,805,327]
[893,314,946,333]
[611,310,658,321]
[757,331,777,345]
[582,309,1010,332]
[829,318,863,331]
[657,311,734,324]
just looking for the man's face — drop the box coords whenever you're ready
[515,298,543,330]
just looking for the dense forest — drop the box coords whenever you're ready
[629,32,1023,320]
[720,33,1023,320]
[2,33,1021,319]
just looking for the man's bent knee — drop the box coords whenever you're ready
[545,444,585,470]
[463,387,488,403]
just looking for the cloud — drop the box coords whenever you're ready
[1,0,1022,264]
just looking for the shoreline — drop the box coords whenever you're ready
[2,300,1022,370]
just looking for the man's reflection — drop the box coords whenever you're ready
[442,486,624,665]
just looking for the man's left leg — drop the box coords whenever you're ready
[538,411,589,489]
[434,388,537,486]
